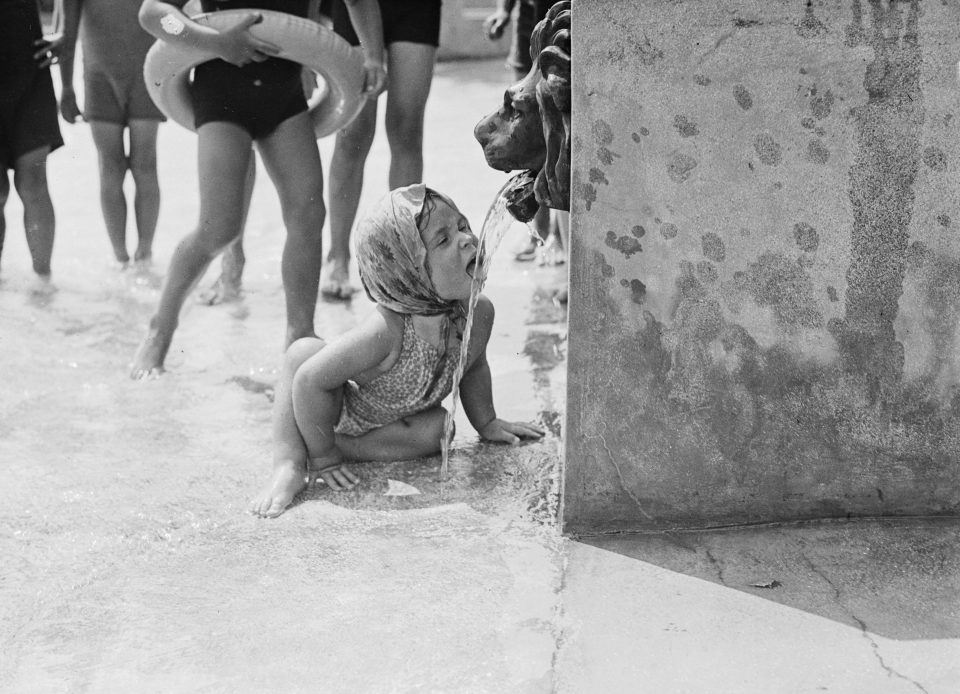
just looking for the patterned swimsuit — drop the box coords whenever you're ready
[335,314,459,436]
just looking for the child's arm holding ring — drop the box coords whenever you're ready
[138,0,280,67]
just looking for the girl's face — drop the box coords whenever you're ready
[420,199,479,301]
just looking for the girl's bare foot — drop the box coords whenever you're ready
[130,326,172,379]
[249,460,308,518]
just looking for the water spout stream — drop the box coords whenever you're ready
[440,181,539,475]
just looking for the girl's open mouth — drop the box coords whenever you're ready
[466,257,477,278]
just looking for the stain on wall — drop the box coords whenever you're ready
[566,0,960,533]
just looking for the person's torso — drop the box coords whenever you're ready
[347,314,459,423]
[79,0,155,76]
[0,0,44,83]
[199,0,309,16]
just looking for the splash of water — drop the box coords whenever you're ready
[439,181,538,476]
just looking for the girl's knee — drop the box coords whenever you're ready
[285,336,326,370]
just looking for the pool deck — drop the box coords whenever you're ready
[1,57,958,693]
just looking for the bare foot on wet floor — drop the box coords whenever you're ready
[197,274,242,305]
[320,258,356,300]
[249,460,308,518]
[130,326,172,379]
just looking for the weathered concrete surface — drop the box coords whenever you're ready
[558,519,960,694]
[564,0,960,532]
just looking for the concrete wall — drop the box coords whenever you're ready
[564,0,960,533]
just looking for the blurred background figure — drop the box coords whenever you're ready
[58,0,165,269]
[320,0,442,300]
[0,0,66,288]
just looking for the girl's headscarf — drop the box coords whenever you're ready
[355,184,463,320]
[355,185,468,391]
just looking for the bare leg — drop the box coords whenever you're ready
[257,112,324,346]
[250,337,330,517]
[130,123,252,378]
[324,98,377,299]
[127,119,161,264]
[336,406,447,462]
[0,171,8,273]
[89,121,130,265]
[383,42,435,189]
[198,153,255,304]
[13,146,55,278]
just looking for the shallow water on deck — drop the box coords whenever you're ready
[0,58,568,690]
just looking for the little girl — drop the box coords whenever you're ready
[250,184,544,518]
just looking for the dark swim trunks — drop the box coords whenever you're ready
[191,0,310,138]
[332,0,442,48]
[84,70,165,124]
[0,0,64,169]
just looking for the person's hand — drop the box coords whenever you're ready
[478,418,544,445]
[309,463,360,491]
[214,13,281,67]
[60,87,82,123]
[33,32,66,69]
[482,10,510,40]
[362,59,387,97]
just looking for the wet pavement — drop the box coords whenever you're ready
[2,56,958,693]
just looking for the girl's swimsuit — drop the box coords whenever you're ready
[192,0,309,138]
[336,313,459,436]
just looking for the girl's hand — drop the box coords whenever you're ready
[213,13,281,67]
[362,59,387,97]
[308,454,359,491]
[314,464,359,491]
[479,418,545,445]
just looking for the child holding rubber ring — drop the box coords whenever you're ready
[130,0,387,378]
[250,184,544,518]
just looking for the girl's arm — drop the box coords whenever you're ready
[138,0,280,66]
[459,297,545,444]
[342,0,387,95]
[291,310,399,460]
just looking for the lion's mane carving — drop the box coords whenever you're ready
[474,2,571,220]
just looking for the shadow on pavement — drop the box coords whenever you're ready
[579,516,960,640]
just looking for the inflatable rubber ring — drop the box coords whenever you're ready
[143,9,365,139]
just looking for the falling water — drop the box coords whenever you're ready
[439,181,541,476]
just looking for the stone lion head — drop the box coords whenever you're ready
[474,2,571,220]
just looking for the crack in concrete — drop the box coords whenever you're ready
[799,552,930,694]
[550,542,570,694]
[589,428,656,523]
[703,548,728,585]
